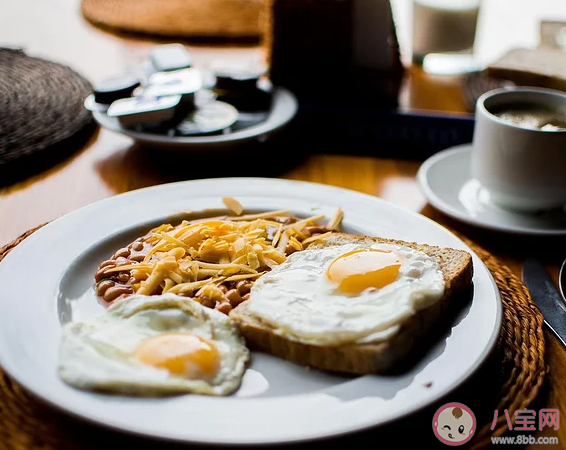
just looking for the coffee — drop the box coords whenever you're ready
[473,87,566,212]
[489,102,566,131]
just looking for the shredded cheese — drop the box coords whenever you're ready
[327,207,344,230]
[100,208,343,302]
[222,197,244,215]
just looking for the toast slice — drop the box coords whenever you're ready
[484,47,566,91]
[230,233,473,375]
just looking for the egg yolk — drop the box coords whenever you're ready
[326,249,401,294]
[134,333,220,379]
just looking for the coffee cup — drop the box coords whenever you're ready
[471,87,566,212]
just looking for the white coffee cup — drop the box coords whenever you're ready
[471,87,566,212]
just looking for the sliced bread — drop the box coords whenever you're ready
[484,47,566,91]
[230,233,473,375]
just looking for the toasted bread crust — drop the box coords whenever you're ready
[230,233,473,375]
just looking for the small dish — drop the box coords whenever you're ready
[417,144,566,236]
[92,87,298,151]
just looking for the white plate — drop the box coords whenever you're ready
[0,178,501,445]
[417,144,566,236]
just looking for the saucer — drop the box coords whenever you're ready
[417,144,566,235]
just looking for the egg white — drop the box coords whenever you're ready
[244,243,445,346]
[58,294,249,396]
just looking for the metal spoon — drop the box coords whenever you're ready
[559,258,566,303]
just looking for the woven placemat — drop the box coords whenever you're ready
[0,48,96,186]
[81,0,267,39]
[0,224,546,449]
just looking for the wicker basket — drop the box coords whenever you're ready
[82,0,267,39]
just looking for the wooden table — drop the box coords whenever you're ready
[1,0,565,448]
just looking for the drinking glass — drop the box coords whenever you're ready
[411,0,481,75]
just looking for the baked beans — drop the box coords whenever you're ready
[94,213,334,314]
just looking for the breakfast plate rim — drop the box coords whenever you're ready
[0,177,502,445]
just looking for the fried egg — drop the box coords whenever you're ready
[58,294,249,396]
[243,242,445,346]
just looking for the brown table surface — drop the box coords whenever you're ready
[1,0,565,448]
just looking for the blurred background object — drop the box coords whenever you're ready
[0,47,96,186]
[81,0,266,41]
[4,0,566,190]
[540,20,566,50]
[461,20,566,112]
[267,0,404,107]
[411,0,481,75]
[85,40,299,153]
[484,47,566,91]
[390,0,566,68]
